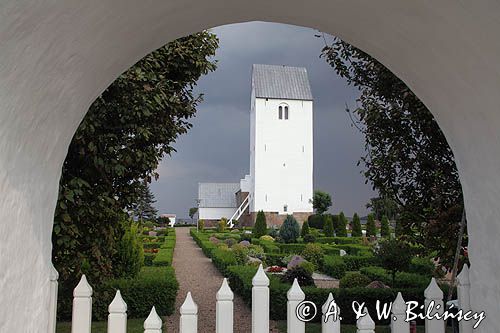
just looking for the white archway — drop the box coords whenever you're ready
[1,1,500,331]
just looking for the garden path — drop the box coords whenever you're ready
[165,227,279,332]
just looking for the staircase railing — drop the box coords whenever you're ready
[227,193,252,228]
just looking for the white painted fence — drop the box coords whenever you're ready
[60,264,473,333]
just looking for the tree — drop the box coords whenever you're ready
[323,215,334,237]
[52,31,218,303]
[366,197,399,221]
[380,215,390,238]
[113,220,144,279]
[253,211,268,238]
[376,239,412,286]
[351,213,362,237]
[301,220,310,238]
[312,190,332,215]
[366,213,377,237]
[131,182,158,223]
[336,212,348,237]
[280,215,301,243]
[321,38,464,269]
[189,207,198,222]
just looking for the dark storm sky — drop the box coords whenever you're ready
[150,22,376,218]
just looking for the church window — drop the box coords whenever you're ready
[285,106,289,119]
[278,106,283,119]
[284,204,288,212]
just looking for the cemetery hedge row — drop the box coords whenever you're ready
[226,265,450,325]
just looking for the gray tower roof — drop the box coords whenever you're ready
[252,64,313,101]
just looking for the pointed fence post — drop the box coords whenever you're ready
[252,264,269,333]
[71,275,93,333]
[216,278,233,333]
[48,265,59,333]
[287,278,305,333]
[144,306,162,333]
[424,278,445,333]
[322,293,340,333]
[457,265,473,333]
[180,292,198,333]
[356,308,375,333]
[108,290,127,333]
[391,292,409,333]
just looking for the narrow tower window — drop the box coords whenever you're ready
[278,106,283,119]
[284,106,289,120]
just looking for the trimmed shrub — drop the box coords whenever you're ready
[253,210,268,238]
[301,220,310,237]
[211,248,238,274]
[408,257,435,276]
[261,242,280,253]
[301,243,324,269]
[114,222,144,279]
[342,254,378,271]
[280,266,315,286]
[279,215,300,243]
[376,239,412,286]
[307,214,324,229]
[152,248,173,266]
[279,243,306,254]
[247,244,266,261]
[339,272,371,288]
[93,267,178,320]
[260,235,274,242]
[366,213,377,237]
[144,253,155,266]
[303,234,316,243]
[380,215,390,237]
[323,215,334,237]
[360,266,430,289]
[351,213,362,237]
[264,253,285,266]
[336,212,348,237]
[322,255,347,278]
[299,261,315,275]
[217,218,227,233]
[198,219,205,231]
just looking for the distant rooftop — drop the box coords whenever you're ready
[198,182,239,208]
[252,64,313,101]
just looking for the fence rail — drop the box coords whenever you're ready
[61,264,473,333]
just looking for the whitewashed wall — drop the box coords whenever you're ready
[198,208,237,221]
[250,98,313,215]
[1,1,500,331]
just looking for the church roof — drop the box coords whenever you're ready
[198,182,239,208]
[252,64,313,101]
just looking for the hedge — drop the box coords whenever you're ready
[93,266,178,320]
[315,237,362,245]
[408,257,435,276]
[151,229,176,266]
[211,248,238,275]
[322,255,347,278]
[342,254,378,271]
[360,266,430,288]
[226,265,450,325]
[278,243,306,254]
[144,253,156,266]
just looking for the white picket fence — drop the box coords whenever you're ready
[57,264,473,333]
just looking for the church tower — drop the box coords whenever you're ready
[248,64,314,224]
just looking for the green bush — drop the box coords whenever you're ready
[351,213,363,237]
[299,261,315,275]
[261,242,280,253]
[253,210,268,238]
[323,215,334,237]
[339,272,371,288]
[152,248,173,266]
[336,212,348,237]
[278,243,306,254]
[143,242,162,249]
[322,255,347,278]
[113,221,144,279]
[280,266,315,286]
[343,254,378,271]
[301,220,310,237]
[264,253,285,266]
[279,215,300,243]
[218,218,227,233]
[307,214,325,229]
[376,238,412,286]
[301,243,324,269]
[211,248,238,274]
[303,234,316,243]
[366,213,377,237]
[93,267,178,320]
[408,257,435,276]
[247,244,266,261]
[380,215,390,237]
[144,253,156,266]
[198,219,205,231]
[360,266,430,289]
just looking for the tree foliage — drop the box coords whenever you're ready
[366,213,377,237]
[323,215,334,237]
[189,207,198,220]
[321,37,464,269]
[253,211,268,238]
[351,213,362,237]
[279,215,301,243]
[312,190,332,215]
[301,220,310,238]
[376,239,412,286]
[366,197,399,221]
[131,182,158,223]
[52,31,218,295]
[336,212,348,237]
[380,215,390,238]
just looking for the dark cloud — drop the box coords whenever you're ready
[150,21,376,218]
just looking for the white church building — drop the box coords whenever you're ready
[197,64,314,226]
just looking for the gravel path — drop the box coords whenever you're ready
[165,228,279,332]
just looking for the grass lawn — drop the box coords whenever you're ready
[56,319,145,333]
[276,321,454,332]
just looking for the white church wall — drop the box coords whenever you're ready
[198,207,237,221]
[240,174,251,193]
[251,97,313,215]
